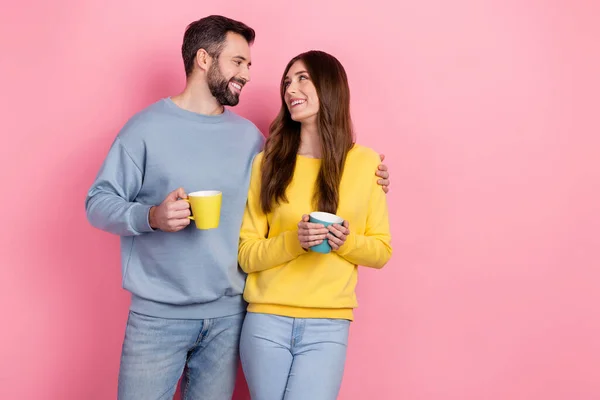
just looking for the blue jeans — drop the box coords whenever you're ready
[240,313,350,400]
[117,310,245,400]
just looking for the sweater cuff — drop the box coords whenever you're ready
[130,203,155,234]
[336,232,357,256]
[283,230,306,258]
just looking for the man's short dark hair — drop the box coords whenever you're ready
[182,15,255,76]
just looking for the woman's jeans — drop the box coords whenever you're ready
[240,312,350,400]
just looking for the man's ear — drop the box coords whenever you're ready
[195,48,211,73]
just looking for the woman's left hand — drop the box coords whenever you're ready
[328,221,350,251]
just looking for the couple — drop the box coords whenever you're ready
[86,15,392,400]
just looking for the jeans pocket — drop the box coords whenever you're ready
[325,318,351,325]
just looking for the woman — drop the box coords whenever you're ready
[238,50,392,400]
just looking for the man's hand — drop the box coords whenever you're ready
[377,153,390,193]
[149,187,191,232]
[297,214,329,249]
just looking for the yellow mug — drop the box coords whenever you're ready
[184,190,222,230]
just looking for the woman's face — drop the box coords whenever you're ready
[283,60,320,124]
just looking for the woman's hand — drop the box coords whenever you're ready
[327,221,350,251]
[297,214,329,249]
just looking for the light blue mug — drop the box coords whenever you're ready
[308,211,345,254]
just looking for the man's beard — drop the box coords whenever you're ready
[207,62,242,107]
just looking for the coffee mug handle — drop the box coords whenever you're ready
[183,198,195,220]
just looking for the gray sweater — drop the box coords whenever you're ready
[85,98,264,319]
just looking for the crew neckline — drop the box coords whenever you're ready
[163,98,232,123]
[297,154,321,160]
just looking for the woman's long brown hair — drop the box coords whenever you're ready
[260,50,355,214]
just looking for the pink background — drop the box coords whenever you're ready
[1,0,599,399]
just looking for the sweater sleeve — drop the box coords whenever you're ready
[85,136,154,236]
[238,154,306,273]
[336,154,392,268]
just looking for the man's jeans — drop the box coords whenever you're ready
[117,310,245,400]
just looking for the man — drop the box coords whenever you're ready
[85,15,390,400]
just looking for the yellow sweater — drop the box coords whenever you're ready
[238,144,392,320]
